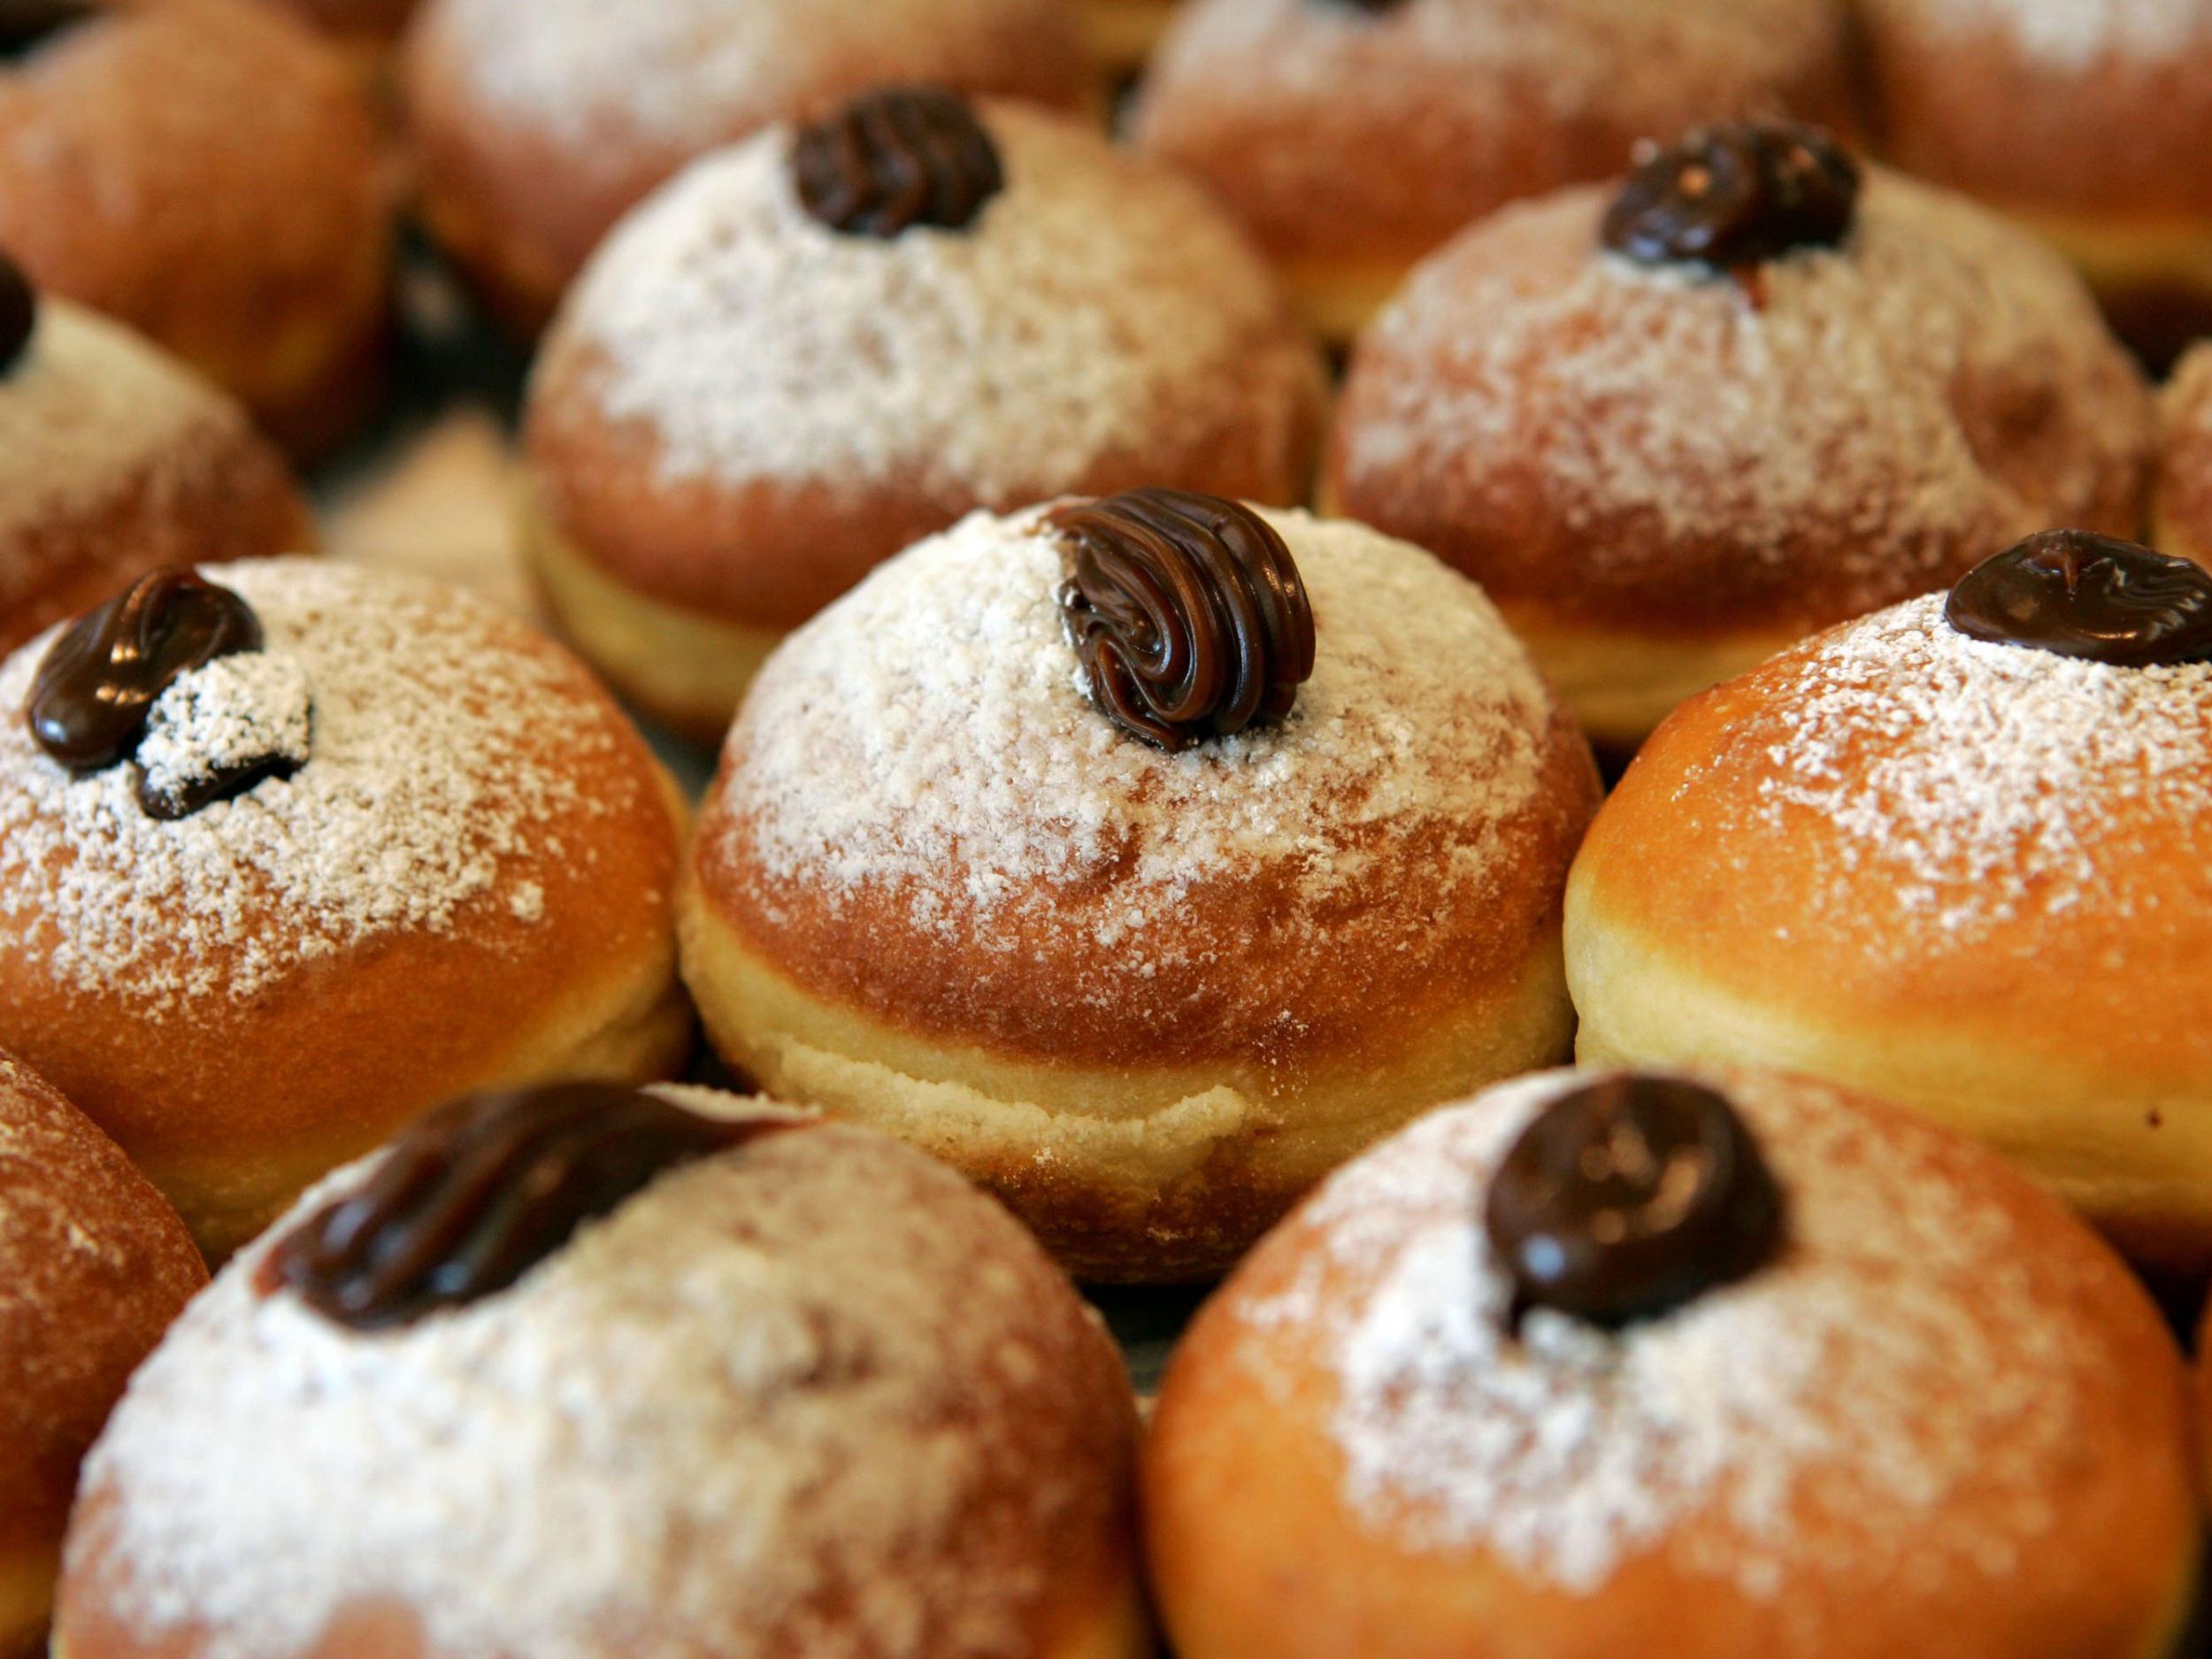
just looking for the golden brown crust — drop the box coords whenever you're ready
[1131,0,1857,270]
[1145,1068,2201,1659]
[0,1052,204,1659]
[0,0,395,457]
[696,707,1594,1077]
[402,0,1092,334]
[260,0,418,43]
[2159,343,2212,561]
[1863,0,2212,221]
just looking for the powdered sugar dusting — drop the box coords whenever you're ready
[1745,595,2212,935]
[77,1102,1116,1659]
[1243,1069,2087,1600]
[553,104,1317,504]
[1340,170,2150,604]
[0,559,618,1014]
[134,651,314,814]
[713,506,1555,948]
[1863,0,2212,69]
[0,303,244,565]
[433,0,1075,149]
[1149,0,1840,126]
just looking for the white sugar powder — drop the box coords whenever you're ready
[0,559,615,1014]
[1864,0,2212,68]
[1244,1070,2085,1600]
[552,104,1317,506]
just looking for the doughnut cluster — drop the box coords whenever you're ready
[8,4,2212,1659]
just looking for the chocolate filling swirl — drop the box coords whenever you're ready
[793,86,1006,239]
[260,1084,807,1331]
[1484,1076,1785,1333]
[0,249,33,375]
[1945,530,2212,668]
[1602,119,1861,273]
[1053,488,1316,752]
[27,568,264,772]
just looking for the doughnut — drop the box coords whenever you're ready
[1860,0,2212,372]
[1329,124,2156,752]
[54,1081,1147,1659]
[1566,532,2212,1270]
[258,0,417,46]
[403,0,1091,334]
[0,1050,204,1659]
[2157,342,2212,566]
[0,262,313,660]
[680,494,1601,1282]
[0,0,396,457]
[1131,0,1858,342]
[523,93,1325,741]
[0,558,691,1259]
[1145,1064,2200,1659]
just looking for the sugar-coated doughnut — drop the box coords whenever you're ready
[680,495,1601,1282]
[1329,133,2155,752]
[1566,533,2212,1269]
[0,0,396,457]
[0,558,691,1258]
[0,1050,203,1659]
[403,0,1091,334]
[1132,0,1857,341]
[56,1082,1147,1659]
[1146,1065,2200,1659]
[1861,0,2212,370]
[523,94,1325,740]
[2156,342,2212,567]
[0,276,312,660]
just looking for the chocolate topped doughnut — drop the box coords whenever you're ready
[0,559,691,1257]
[1330,163,2154,749]
[403,0,1089,334]
[1568,574,2212,1269]
[523,99,1325,741]
[56,1089,1146,1659]
[1146,1065,2199,1659]
[680,503,1600,1281]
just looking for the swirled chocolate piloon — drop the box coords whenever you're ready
[1602,119,1861,273]
[1053,488,1316,752]
[1945,530,2212,668]
[794,86,1006,239]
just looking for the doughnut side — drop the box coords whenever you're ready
[1563,616,2212,1269]
[1143,1071,2200,1659]
[0,1056,204,1659]
[2157,345,2212,566]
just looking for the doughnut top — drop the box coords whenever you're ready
[1702,592,2212,947]
[1053,488,1316,752]
[74,1094,1130,1659]
[713,505,1557,956]
[1945,530,2212,666]
[0,302,264,559]
[0,558,630,1016]
[792,87,1005,239]
[549,102,1317,510]
[428,0,1083,150]
[1864,0,2212,69]
[262,1084,806,1330]
[1241,1067,2118,1596]
[1601,121,1861,273]
[1484,1074,1786,1330]
[1335,170,2152,626]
